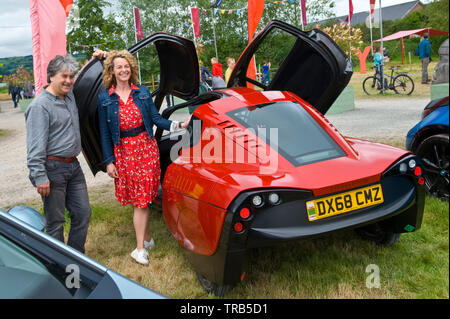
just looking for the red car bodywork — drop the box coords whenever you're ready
[162,87,410,256]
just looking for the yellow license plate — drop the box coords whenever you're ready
[306,184,384,221]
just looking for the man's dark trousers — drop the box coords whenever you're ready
[42,158,91,253]
[12,93,18,108]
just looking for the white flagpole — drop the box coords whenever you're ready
[211,9,219,59]
[379,0,384,92]
[133,8,142,84]
[369,12,374,56]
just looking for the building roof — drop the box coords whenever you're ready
[320,1,423,26]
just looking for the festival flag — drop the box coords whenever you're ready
[300,0,307,27]
[345,0,354,24]
[29,0,72,96]
[370,0,376,18]
[134,8,144,39]
[247,0,265,87]
[190,7,200,38]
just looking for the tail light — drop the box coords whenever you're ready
[418,177,425,186]
[414,166,422,176]
[239,208,250,219]
[233,222,244,233]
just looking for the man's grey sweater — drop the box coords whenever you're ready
[24,88,81,187]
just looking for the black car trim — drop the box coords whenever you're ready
[228,19,353,115]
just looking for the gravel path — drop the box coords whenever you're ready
[0,96,428,209]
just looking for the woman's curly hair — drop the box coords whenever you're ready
[102,50,139,88]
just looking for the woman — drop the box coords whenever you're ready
[224,57,235,86]
[95,50,191,265]
[373,46,384,77]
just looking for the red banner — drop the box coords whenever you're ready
[30,0,71,95]
[370,0,376,18]
[345,0,354,24]
[191,8,200,38]
[247,0,265,87]
[300,0,307,27]
[134,8,144,39]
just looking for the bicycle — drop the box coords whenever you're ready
[363,66,415,96]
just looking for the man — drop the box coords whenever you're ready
[9,83,19,108]
[418,33,431,84]
[262,61,271,86]
[25,55,92,254]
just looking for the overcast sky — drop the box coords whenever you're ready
[0,0,432,59]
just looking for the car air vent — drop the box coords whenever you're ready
[218,120,230,126]
[228,128,242,134]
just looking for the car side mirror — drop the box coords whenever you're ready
[7,206,46,232]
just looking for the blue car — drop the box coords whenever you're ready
[0,206,166,299]
[406,96,449,200]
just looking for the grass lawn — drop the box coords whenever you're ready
[7,137,448,299]
[350,59,437,100]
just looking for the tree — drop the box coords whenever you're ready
[116,0,336,82]
[318,22,363,61]
[67,0,126,58]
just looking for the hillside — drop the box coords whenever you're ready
[0,55,33,78]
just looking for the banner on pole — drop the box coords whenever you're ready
[370,0,376,18]
[29,0,72,96]
[247,0,265,87]
[345,0,354,24]
[134,8,144,39]
[300,0,307,27]
[191,7,200,37]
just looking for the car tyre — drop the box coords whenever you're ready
[196,272,232,297]
[414,133,449,201]
[355,223,401,246]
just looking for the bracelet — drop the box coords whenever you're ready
[178,121,182,129]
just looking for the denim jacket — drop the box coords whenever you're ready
[97,84,172,165]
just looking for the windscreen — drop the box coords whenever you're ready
[226,101,346,166]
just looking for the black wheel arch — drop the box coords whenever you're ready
[410,125,449,153]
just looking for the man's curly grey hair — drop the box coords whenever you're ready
[46,54,79,84]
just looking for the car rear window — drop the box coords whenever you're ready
[226,101,346,166]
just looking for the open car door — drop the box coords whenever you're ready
[227,20,353,115]
[73,33,199,175]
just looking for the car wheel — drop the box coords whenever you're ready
[355,223,401,246]
[196,272,232,297]
[415,133,449,201]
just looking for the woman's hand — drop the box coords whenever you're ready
[106,163,118,179]
[93,50,108,60]
[180,114,193,129]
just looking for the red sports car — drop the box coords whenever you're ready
[74,20,425,296]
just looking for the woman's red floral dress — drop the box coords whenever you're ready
[111,85,160,208]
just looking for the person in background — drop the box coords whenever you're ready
[383,47,390,63]
[262,61,271,86]
[373,46,384,78]
[224,57,235,86]
[418,33,431,84]
[211,57,223,79]
[200,61,213,86]
[210,57,225,89]
[94,49,191,265]
[25,55,92,254]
